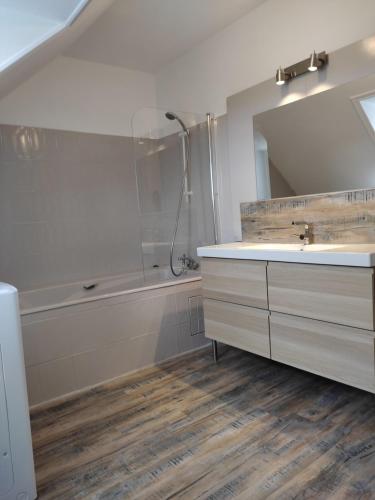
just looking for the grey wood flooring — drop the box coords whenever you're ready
[31,346,375,499]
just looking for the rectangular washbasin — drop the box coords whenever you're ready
[197,242,375,267]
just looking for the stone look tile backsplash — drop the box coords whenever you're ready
[241,188,375,243]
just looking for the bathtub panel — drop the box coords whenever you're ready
[22,316,74,366]
[143,293,178,331]
[37,357,77,403]
[73,341,136,389]
[22,280,206,406]
[26,358,77,406]
[23,288,180,364]
[25,366,42,406]
[71,300,147,354]
[177,322,208,353]
[130,326,180,367]
[73,325,180,391]
[71,293,178,354]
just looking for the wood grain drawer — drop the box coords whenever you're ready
[204,298,270,358]
[270,312,375,393]
[268,262,375,330]
[201,258,268,309]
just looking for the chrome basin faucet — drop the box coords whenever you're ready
[293,221,312,245]
[301,223,311,245]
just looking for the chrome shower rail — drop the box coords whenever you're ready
[207,113,219,246]
[207,112,220,363]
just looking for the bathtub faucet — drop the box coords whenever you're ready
[178,254,200,271]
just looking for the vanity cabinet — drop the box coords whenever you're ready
[268,262,375,330]
[201,257,375,393]
[270,312,375,393]
[202,257,270,358]
[201,258,268,308]
[204,299,270,358]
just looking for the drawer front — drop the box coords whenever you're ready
[268,262,374,330]
[201,258,268,309]
[270,312,375,393]
[204,298,270,358]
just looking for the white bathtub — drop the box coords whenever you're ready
[20,269,207,407]
[20,268,201,315]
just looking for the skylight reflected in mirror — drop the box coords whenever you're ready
[358,94,375,135]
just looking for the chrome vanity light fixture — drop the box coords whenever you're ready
[276,51,328,85]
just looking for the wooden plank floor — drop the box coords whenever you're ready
[31,346,375,499]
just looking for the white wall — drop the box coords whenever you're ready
[155,0,375,116]
[0,56,156,137]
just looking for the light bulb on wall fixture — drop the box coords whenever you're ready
[308,51,319,72]
[276,66,288,86]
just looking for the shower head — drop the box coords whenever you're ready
[165,111,189,135]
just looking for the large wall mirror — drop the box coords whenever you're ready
[254,72,375,200]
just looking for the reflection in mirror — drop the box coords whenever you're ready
[254,73,375,200]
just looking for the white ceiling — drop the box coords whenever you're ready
[66,0,266,73]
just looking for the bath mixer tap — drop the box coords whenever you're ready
[178,254,199,271]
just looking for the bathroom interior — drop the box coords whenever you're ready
[2,1,375,499]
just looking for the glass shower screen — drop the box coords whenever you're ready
[132,107,215,282]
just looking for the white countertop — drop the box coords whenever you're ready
[197,242,375,267]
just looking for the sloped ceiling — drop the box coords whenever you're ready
[0,0,89,22]
[0,0,114,101]
[66,0,266,72]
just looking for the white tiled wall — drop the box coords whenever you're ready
[0,123,215,290]
[0,125,143,290]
